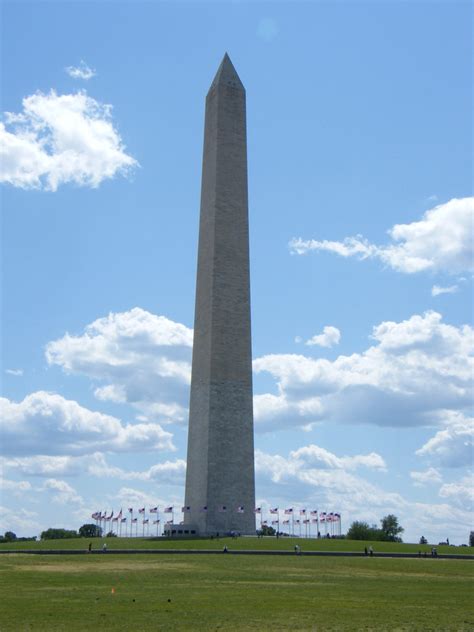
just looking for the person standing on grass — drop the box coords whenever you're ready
[369,545,373,556]
[88,542,92,552]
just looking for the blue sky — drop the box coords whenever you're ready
[1,1,472,543]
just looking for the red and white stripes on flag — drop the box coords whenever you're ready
[254,507,262,514]
[284,508,293,515]
[237,506,245,513]
[138,507,145,514]
[164,506,173,513]
[269,508,279,514]
[150,507,158,514]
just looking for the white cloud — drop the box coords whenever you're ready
[431,284,459,297]
[439,474,474,508]
[46,307,193,423]
[291,445,386,471]
[65,61,96,80]
[0,391,175,457]
[410,468,442,486]
[42,479,83,505]
[254,447,472,544]
[0,505,41,536]
[0,478,32,493]
[305,326,341,348]
[253,311,473,431]
[290,197,474,275]
[5,368,23,376]
[416,411,473,467]
[1,90,137,191]
[1,452,186,485]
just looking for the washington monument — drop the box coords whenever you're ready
[184,54,256,535]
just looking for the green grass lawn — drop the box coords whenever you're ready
[1,535,473,556]
[0,553,472,631]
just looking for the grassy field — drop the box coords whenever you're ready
[1,552,473,631]
[1,535,473,556]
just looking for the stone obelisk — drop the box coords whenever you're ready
[184,54,255,535]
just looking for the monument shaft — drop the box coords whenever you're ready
[184,55,255,535]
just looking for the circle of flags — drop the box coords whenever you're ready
[91,506,342,538]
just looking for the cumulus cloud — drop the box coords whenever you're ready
[253,311,473,431]
[255,447,472,544]
[65,61,96,80]
[46,307,193,423]
[431,284,459,297]
[1,452,186,486]
[410,468,442,486]
[0,478,32,493]
[1,90,137,190]
[289,197,474,275]
[439,474,474,509]
[291,445,386,471]
[0,505,41,535]
[416,412,473,467]
[305,326,341,348]
[42,479,83,505]
[0,391,175,457]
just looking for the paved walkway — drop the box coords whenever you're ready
[1,549,472,559]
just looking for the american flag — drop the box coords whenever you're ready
[237,506,245,513]
[91,512,99,520]
[138,507,145,514]
[303,519,310,524]
[270,508,279,514]
[254,507,262,514]
[150,507,158,514]
[283,519,290,525]
[218,505,227,512]
[201,506,208,512]
[262,520,268,525]
[310,510,318,516]
[300,509,307,516]
[165,520,173,525]
[153,519,160,524]
[128,507,133,513]
[132,518,138,523]
[271,520,279,525]
[182,506,191,513]
[164,506,173,513]
[320,512,326,522]
[312,519,318,524]
[284,508,293,515]
[143,519,149,524]
[295,519,300,524]
[117,509,122,519]
[112,516,118,522]
[121,518,126,523]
